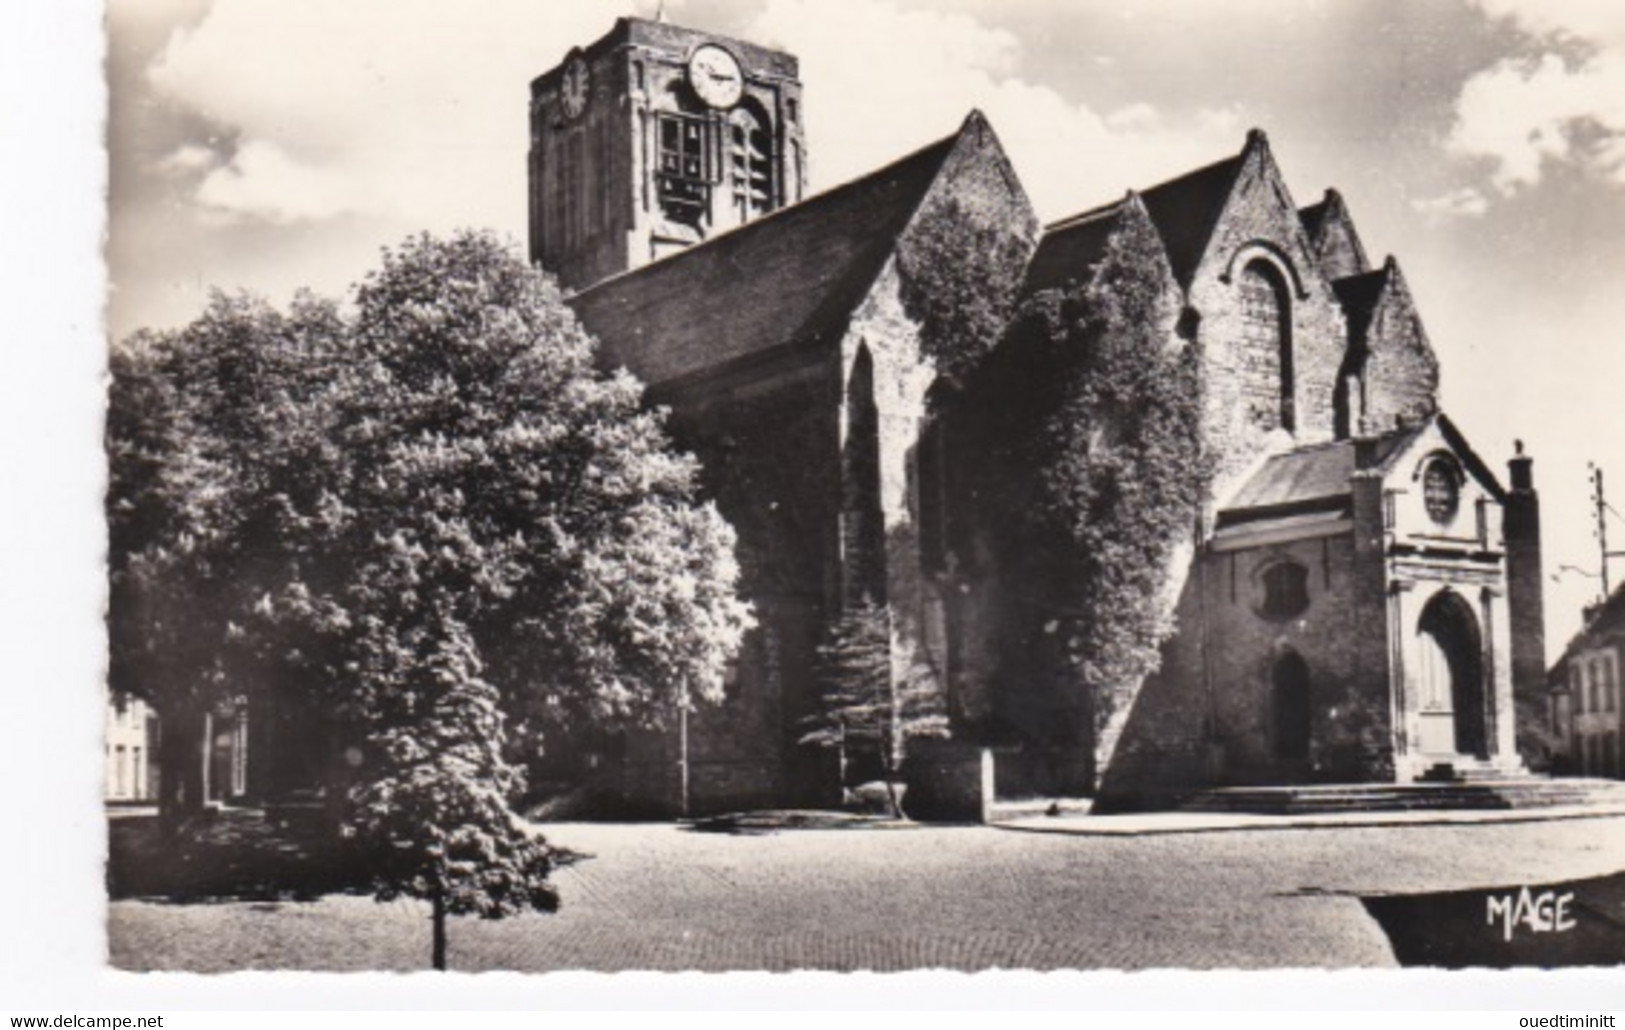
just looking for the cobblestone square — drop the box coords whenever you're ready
[107,815,1625,972]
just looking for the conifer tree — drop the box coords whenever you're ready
[800,600,948,818]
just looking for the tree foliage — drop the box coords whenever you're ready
[799,600,948,818]
[107,231,753,966]
[1030,203,1207,746]
[106,291,345,821]
[896,194,1033,381]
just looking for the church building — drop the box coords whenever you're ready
[532,17,1547,815]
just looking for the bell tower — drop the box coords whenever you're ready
[528,18,807,291]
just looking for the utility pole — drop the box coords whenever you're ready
[1594,464,1609,597]
[1587,463,1625,601]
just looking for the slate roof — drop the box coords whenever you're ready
[1220,427,1419,518]
[1298,195,1333,239]
[1218,414,1505,530]
[1551,582,1625,681]
[1138,149,1247,290]
[1332,265,1390,346]
[1022,200,1125,296]
[570,129,961,388]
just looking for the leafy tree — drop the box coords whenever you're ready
[107,231,754,966]
[106,292,344,829]
[799,600,948,818]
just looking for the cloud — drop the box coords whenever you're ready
[1470,0,1625,50]
[138,0,1259,231]
[1411,186,1490,219]
[745,0,1247,221]
[157,142,217,175]
[193,139,355,224]
[144,0,664,227]
[1444,50,1625,194]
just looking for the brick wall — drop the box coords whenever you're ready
[1186,145,1350,500]
[1359,262,1440,434]
[1309,190,1370,281]
[1098,529,1394,809]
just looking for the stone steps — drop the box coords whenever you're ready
[1177,777,1625,816]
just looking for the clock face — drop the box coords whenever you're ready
[560,55,590,120]
[1422,458,1460,525]
[688,44,744,109]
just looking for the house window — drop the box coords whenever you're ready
[656,112,711,229]
[1258,560,1310,620]
[1238,260,1294,432]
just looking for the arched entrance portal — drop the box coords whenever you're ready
[1417,591,1487,759]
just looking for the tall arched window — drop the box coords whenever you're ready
[917,382,957,575]
[842,345,885,605]
[1238,260,1295,432]
[728,102,775,220]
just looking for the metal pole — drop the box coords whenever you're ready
[1595,465,1610,598]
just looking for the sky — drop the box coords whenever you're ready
[103,0,1625,652]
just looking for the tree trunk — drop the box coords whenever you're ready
[158,703,210,836]
[431,891,447,971]
[880,751,903,821]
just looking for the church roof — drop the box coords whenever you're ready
[1138,146,1248,289]
[1039,133,1257,293]
[1226,434,1404,511]
[1332,264,1390,345]
[1298,195,1334,238]
[1023,200,1125,295]
[1219,427,1420,523]
[570,129,961,388]
[1219,414,1505,529]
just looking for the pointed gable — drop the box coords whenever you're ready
[1333,256,1440,434]
[570,128,961,388]
[1300,188,1370,280]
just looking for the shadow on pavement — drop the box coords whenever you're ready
[1361,870,1625,967]
[684,810,922,835]
[107,809,587,904]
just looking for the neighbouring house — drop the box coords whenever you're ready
[104,690,158,803]
[1548,584,1625,778]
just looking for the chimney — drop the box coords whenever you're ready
[1503,438,1546,767]
[1508,438,1534,492]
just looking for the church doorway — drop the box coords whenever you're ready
[1271,650,1312,763]
[1416,591,1487,759]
